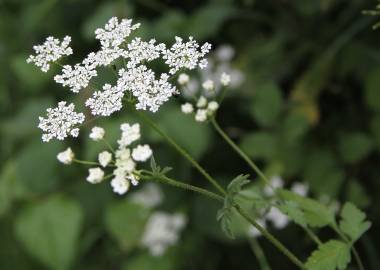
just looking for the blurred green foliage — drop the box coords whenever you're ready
[0,0,380,269]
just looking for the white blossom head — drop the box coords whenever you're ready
[177,73,190,85]
[207,101,219,112]
[181,103,194,114]
[291,182,309,197]
[57,147,74,164]
[89,126,105,141]
[118,123,141,147]
[86,167,105,184]
[98,151,112,167]
[266,207,289,229]
[27,36,73,72]
[85,84,124,116]
[195,109,208,122]
[202,79,214,91]
[132,144,153,162]
[264,175,284,196]
[130,184,163,208]
[38,101,85,142]
[220,72,231,86]
[196,96,207,108]
[111,175,130,195]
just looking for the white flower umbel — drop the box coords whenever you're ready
[38,101,85,142]
[220,72,231,86]
[98,151,112,167]
[126,38,166,67]
[195,109,208,122]
[86,167,104,184]
[132,144,153,162]
[141,212,187,256]
[89,126,105,141]
[196,96,207,108]
[130,184,163,208]
[177,73,190,85]
[202,79,214,91]
[57,147,74,164]
[118,123,141,147]
[95,17,140,49]
[27,36,72,72]
[111,175,130,195]
[291,182,309,197]
[181,103,194,114]
[54,63,97,93]
[163,36,211,74]
[264,175,284,196]
[85,84,124,116]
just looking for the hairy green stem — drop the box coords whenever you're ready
[135,110,226,196]
[249,237,272,270]
[210,118,271,186]
[236,205,306,269]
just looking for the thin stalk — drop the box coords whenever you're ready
[210,118,271,186]
[139,172,224,202]
[73,159,100,166]
[303,227,322,246]
[134,110,226,196]
[249,237,271,270]
[332,225,365,270]
[235,205,306,269]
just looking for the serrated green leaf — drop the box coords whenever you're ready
[227,174,250,195]
[305,240,351,270]
[278,201,307,227]
[279,189,335,228]
[339,202,371,243]
[217,207,234,239]
[15,195,83,270]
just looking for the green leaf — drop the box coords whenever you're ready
[105,200,151,252]
[216,207,234,239]
[122,252,177,270]
[15,195,83,270]
[250,82,283,127]
[279,189,335,228]
[278,201,307,227]
[338,133,373,164]
[305,240,351,270]
[339,202,371,243]
[227,174,250,196]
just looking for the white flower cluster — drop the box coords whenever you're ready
[38,101,85,142]
[27,36,73,72]
[56,124,152,195]
[248,176,309,238]
[141,212,186,256]
[130,183,163,208]
[181,95,219,123]
[30,17,212,141]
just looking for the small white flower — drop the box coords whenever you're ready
[195,109,208,122]
[54,63,97,93]
[266,207,289,229]
[220,72,231,86]
[127,174,140,186]
[130,184,163,208]
[57,147,74,164]
[38,101,85,142]
[111,175,130,195]
[132,144,153,162]
[264,175,284,196]
[177,73,190,85]
[202,79,214,91]
[215,45,235,62]
[247,219,266,238]
[118,123,141,147]
[98,151,112,167]
[196,96,207,108]
[86,167,104,184]
[85,84,124,116]
[181,103,194,114]
[291,183,309,197]
[207,101,219,112]
[89,126,105,141]
[27,36,73,72]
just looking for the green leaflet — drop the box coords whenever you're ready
[339,202,371,243]
[278,201,307,227]
[305,240,351,270]
[279,189,335,228]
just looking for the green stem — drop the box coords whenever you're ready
[332,225,365,270]
[134,110,226,196]
[210,118,271,186]
[303,227,322,246]
[73,159,100,166]
[236,205,306,269]
[249,237,272,270]
[139,172,224,202]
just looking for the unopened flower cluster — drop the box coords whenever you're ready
[57,123,152,195]
[29,17,211,142]
[248,176,309,238]
[179,72,231,122]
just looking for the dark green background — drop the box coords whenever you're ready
[0,0,379,269]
